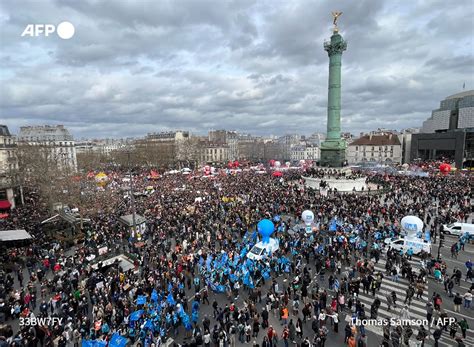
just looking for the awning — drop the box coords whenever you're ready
[0,200,11,210]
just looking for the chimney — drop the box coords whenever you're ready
[369,134,372,141]
[389,134,392,140]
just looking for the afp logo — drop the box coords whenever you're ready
[21,21,75,39]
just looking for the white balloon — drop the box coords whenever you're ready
[275,161,281,168]
[401,215,424,235]
[301,210,314,225]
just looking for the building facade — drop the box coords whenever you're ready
[410,130,473,169]
[0,125,18,210]
[290,145,320,162]
[413,90,474,168]
[421,90,474,133]
[199,142,229,164]
[347,134,402,165]
[208,130,239,160]
[18,125,77,172]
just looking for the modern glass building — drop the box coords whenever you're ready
[421,90,474,133]
[412,90,473,168]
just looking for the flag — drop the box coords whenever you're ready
[329,219,337,232]
[151,289,158,302]
[136,295,147,305]
[166,293,176,306]
[143,319,154,330]
[206,255,213,272]
[109,333,128,347]
[81,340,107,347]
[262,269,271,280]
[425,230,431,242]
[334,278,340,291]
[129,310,144,321]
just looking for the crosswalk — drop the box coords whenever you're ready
[342,258,474,347]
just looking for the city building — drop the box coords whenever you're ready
[145,130,190,142]
[347,133,402,165]
[75,139,126,155]
[18,125,77,172]
[307,133,326,146]
[0,125,19,210]
[411,90,474,168]
[410,130,473,168]
[290,145,320,162]
[397,128,419,164]
[421,90,474,133]
[199,141,229,164]
[208,130,239,160]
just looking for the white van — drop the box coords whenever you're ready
[247,239,280,261]
[387,237,431,255]
[442,223,474,236]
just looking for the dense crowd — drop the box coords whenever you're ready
[0,163,472,347]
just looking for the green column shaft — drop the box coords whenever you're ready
[327,53,342,140]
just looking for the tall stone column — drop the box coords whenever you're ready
[320,26,347,167]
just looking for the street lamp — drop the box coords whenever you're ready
[126,150,137,239]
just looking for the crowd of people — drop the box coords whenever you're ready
[0,162,472,347]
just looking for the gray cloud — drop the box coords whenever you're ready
[0,0,473,139]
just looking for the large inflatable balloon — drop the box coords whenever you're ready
[401,215,424,236]
[285,161,291,167]
[257,219,275,243]
[274,161,281,168]
[439,163,451,174]
[301,210,314,225]
[269,159,276,167]
[233,160,239,168]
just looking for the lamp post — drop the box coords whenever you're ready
[126,150,137,238]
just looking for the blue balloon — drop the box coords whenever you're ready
[257,219,275,243]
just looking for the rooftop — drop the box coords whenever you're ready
[445,90,474,100]
[350,134,401,146]
[0,125,12,137]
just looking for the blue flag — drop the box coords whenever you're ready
[329,219,337,232]
[425,230,431,242]
[136,295,147,305]
[262,270,270,280]
[109,334,127,347]
[143,319,154,330]
[151,289,158,302]
[167,293,176,306]
[129,310,144,321]
[82,340,107,347]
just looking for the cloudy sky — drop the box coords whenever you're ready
[1,0,473,139]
